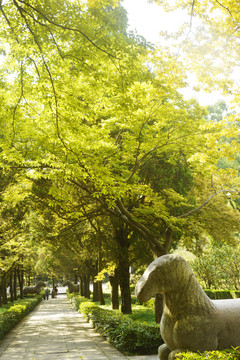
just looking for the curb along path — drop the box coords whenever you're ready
[0,294,158,360]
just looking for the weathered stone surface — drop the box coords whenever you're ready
[135,254,240,360]
[63,280,79,293]
[23,281,46,295]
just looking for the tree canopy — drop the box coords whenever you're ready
[0,0,239,311]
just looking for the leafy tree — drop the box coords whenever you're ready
[206,101,230,122]
[191,241,240,290]
[0,0,239,314]
[152,1,239,83]
[0,169,36,302]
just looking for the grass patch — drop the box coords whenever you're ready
[0,303,14,314]
[98,294,155,324]
[126,305,155,323]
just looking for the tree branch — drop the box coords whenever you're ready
[177,0,196,56]
[214,0,233,18]
[115,199,165,255]
[14,0,119,59]
[177,188,239,219]
[12,62,24,141]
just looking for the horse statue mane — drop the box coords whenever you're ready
[63,280,79,293]
[135,254,240,360]
[23,281,46,295]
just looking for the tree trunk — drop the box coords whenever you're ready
[94,247,105,305]
[80,277,84,296]
[84,276,90,299]
[98,281,105,305]
[152,230,171,323]
[9,271,13,302]
[1,277,7,304]
[92,278,99,302]
[92,262,99,302]
[86,276,91,299]
[18,269,24,299]
[97,252,105,305]
[109,267,119,309]
[14,269,17,300]
[116,224,132,314]
[155,294,163,323]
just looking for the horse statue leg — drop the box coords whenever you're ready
[168,348,187,359]
[158,344,170,360]
[158,344,186,360]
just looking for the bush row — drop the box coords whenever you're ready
[0,294,43,340]
[66,292,162,355]
[133,290,240,307]
[66,293,90,310]
[66,292,240,358]
[175,348,240,359]
[79,301,162,355]
[203,289,240,299]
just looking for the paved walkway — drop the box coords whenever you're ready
[0,294,158,360]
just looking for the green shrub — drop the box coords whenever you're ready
[111,319,162,354]
[142,298,155,308]
[66,292,89,311]
[79,301,98,321]
[133,296,155,308]
[175,347,240,359]
[78,303,162,355]
[232,291,240,299]
[0,294,42,340]
[204,290,233,299]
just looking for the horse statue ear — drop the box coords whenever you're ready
[135,265,159,302]
[135,254,176,302]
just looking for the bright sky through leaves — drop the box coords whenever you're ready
[122,0,184,43]
[122,0,229,106]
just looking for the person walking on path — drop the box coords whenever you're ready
[45,287,50,300]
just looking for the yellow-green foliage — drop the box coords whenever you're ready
[176,348,240,359]
[67,293,162,355]
[0,295,42,340]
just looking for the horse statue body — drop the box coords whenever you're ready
[63,280,79,293]
[135,254,240,360]
[23,281,46,295]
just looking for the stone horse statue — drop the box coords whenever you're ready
[23,281,46,295]
[63,280,79,293]
[135,254,240,360]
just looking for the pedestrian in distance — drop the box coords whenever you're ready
[45,288,50,300]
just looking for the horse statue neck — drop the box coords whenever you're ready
[163,273,214,318]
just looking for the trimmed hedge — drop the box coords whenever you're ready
[204,289,240,300]
[204,289,233,299]
[0,294,42,340]
[68,292,240,357]
[175,348,240,359]
[66,292,90,311]
[78,301,162,355]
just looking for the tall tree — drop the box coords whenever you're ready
[0,0,239,314]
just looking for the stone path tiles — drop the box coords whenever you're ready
[0,294,159,360]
